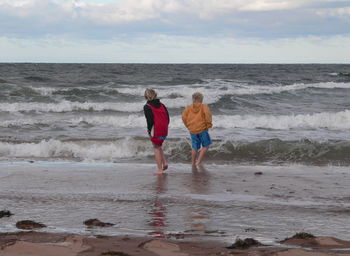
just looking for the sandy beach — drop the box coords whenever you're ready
[0,231,350,256]
[1,161,349,255]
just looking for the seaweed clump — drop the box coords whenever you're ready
[226,238,262,249]
[281,232,316,243]
[101,251,131,256]
[0,210,13,218]
[16,220,46,230]
[84,219,114,227]
[289,232,315,240]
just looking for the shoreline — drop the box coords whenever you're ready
[1,162,349,242]
[0,231,350,256]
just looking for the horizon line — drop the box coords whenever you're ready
[1,61,349,65]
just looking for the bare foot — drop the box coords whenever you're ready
[162,163,168,171]
[154,170,164,175]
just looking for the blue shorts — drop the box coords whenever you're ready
[190,130,212,150]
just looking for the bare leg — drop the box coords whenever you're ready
[159,147,168,171]
[191,149,198,166]
[196,146,209,166]
[153,148,163,174]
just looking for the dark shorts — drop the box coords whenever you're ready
[190,130,212,150]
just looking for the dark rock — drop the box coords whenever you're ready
[226,238,262,249]
[0,210,13,218]
[283,232,315,241]
[167,233,185,239]
[16,220,46,230]
[101,251,130,256]
[254,172,263,175]
[244,228,257,232]
[84,219,114,227]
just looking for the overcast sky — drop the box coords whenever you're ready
[0,0,349,63]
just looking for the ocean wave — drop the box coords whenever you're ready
[1,138,350,165]
[0,138,151,161]
[338,72,350,77]
[0,119,44,127]
[24,76,52,82]
[71,110,350,130]
[29,86,120,97]
[214,110,350,130]
[115,81,350,97]
[2,110,350,130]
[0,101,144,113]
[24,81,350,105]
[5,80,347,114]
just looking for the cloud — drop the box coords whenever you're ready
[0,0,350,62]
[1,34,350,63]
[316,6,350,17]
[0,0,349,39]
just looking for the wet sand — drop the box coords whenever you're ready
[0,231,350,256]
[0,161,349,256]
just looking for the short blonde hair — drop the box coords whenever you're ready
[192,92,203,103]
[144,88,157,101]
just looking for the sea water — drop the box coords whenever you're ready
[1,64,350,164]
[0,64,350,242]
[0,162,349,243]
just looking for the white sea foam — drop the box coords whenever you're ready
[70,115,184,128]
[3,81,348,114]
[329,73,338,76]
[3,109,350,130]
[0,101,144,113]
[71,109,350,130]
[0,99,199,113]
[1,119,41,127]
[0,139,152,161]
[116,81,350,96]
[26,81,350,108]
[29,86,62,96]
[215,110,350,130]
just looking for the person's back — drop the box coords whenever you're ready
[182,102,212,135]
[144,88,170,174]
[182,92,212,167]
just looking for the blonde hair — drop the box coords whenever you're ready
[144,88,157,101]
[192,92,203,103]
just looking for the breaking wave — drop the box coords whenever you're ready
[1,138,350,165]
[30,81,350,96]
[71,109,350,130]
[2,110,350,130]
[0,101,143,113]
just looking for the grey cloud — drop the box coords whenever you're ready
[0,0,349,40]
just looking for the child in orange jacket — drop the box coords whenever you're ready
[182,92,212,167]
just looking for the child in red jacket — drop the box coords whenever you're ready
[143,89,170,174]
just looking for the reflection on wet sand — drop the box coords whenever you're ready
[187,166,211,231]
[148,174,168,238]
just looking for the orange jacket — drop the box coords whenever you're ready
[182,103,212,134]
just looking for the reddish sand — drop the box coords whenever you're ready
[0,232,350,256]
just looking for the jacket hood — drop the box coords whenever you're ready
[147,99,161,108]
[189,103,202,113]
